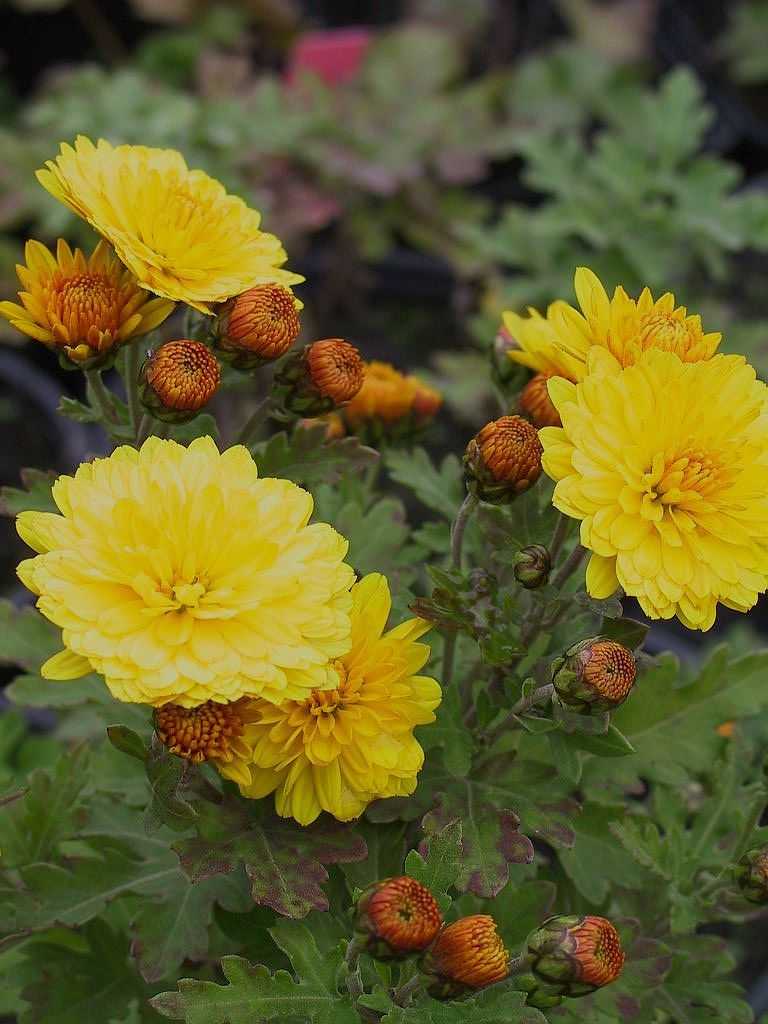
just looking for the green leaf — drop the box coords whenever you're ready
[143,738,198,833]
[340,820,406,891]
[252,423,379,486]
[57,396,101,423]
[405,819,462,910]
[0,468,58,516]
[557,803,650,904]
[16,920,162,1024]
[599,616,649,651]
[174,797,366,918]
[384,448,463,520]
[5,673,109,708]
[151,951,360,1023]
[168,413,220,444]
[0,601,60,672]
[107,725,149,763]
[381,983,547,1023]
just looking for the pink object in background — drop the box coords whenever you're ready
[285,27,373,87]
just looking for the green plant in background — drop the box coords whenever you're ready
[721,0,768,85]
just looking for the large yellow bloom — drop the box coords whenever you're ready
[502,268,721,383]
[0,239,173,364]
[540,349,768,630]
[36,136,303,313]
[231,574,441,825]
[16,437,355,707]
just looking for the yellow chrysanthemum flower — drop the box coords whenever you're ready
[36,136,303,313]
[230,573,442,825]
[502,268,721,383]
[550,267,722,370]
[501,308,584,381]
[16,437,355,707]
[0,239,174,365]
[540,348,768,630]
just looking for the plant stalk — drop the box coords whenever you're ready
[85,369,118,425]
[441,492,479,692]
[125,342,143,431]
[237,396,273,447]
[392,973,423,1007]
[135,412,153,447]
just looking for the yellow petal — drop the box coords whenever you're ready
[585,553,619,599]
[41,649,93,680]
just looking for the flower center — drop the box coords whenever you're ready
[304,661,355,716]
[50,273,119,337]
[635,313,691,355]
[172,580,207,608]
[640,443,731,514]
[154,699,245,762]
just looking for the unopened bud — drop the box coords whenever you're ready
[551,637,637,712]
[354,876,443,957]
[141,339,220,422]
[736,847,768,904]
[277,339,365,416]
[520,373,561,428]
[463,415,542,503]
[214,283,300,370]
[514,544,551,589]
[516,915,624,1008]
[423,915,509,998]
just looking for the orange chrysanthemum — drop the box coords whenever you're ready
[144,340,220,413]
[427,916,509,992]
[217,283,301,364]
[0,239,174,366]
[520,373,561,428]
[356,876,443,955]
[154,698,259,785]
[306,339,365,404]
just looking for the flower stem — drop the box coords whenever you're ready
[135,412,153,447]
[237,396,273,447]
[441,492,479,692]
[549,513,570,564]
[85,369,118,425]
[551,543,586,590]
[392,973,423,1007]
[125,342,143,431]
[486,684,554,746]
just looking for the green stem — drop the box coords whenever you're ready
[699,792,766,900]
[441,492,479,693]
[486,684,554,746]
[135,412,153,447]
[85,369,118,425]
[548,513,570,565]
[125,342,143,431]
[392,974,423,1007]
[237,397,273,447]
[551,543,586,590]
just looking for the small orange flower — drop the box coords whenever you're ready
[552,637,637,712]
[716,721,735,738]
[426,915,509,994]
[216,283,300,366]
[143,339,220,417]
[356,877,443,955]
[306,339,365,404]
[0,239,174,367]
[464,415,543,502]
[154,698,259,786]
[520,373,561,428]
[343,361,417,427]
[411,381,443,424]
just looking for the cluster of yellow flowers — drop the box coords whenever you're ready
[503,268,768,631]
[8,136,442,826]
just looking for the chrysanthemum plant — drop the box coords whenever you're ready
[2,139,768,1024]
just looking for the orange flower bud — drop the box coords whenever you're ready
[355,877,443,956]
[306,339,365,404]
[517,915,624,1008]
[424,915,509,997]
[552,637,637,712]
[215,283,300,369]
[520,373,561,428]
[464,415,543,503]
[716,721,735,738]
[142,339,220,422]
[154,698,257,765]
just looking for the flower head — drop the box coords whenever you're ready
[425,916,509,997]
[342,361,438,432]
[37,136,302,313]
[551,268,722,372]
[552,637,637,712]
[277,339,365,416]
[520,373,561,428]
[464,415,543,503]
[16,437,354,707]
[736,847,768,904]
[0,239,173,367]
[540,349,768,630]
[231,573,441,825]
[355,876,443,956]
[502,307,584,381]
[215,283,301,369]
[154,698,259,785]
[142,339,220,420]
[518,914,624,1007]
